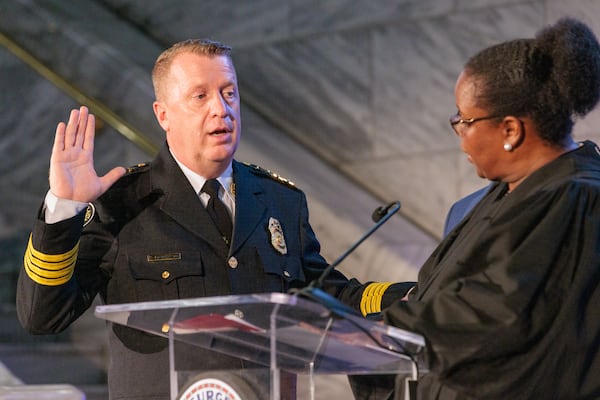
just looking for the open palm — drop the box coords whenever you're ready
[49,106,125,203]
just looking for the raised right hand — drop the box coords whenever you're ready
[49,106,126,203]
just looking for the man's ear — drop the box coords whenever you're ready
[153,101,169,132]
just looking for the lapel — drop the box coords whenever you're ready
[149,145,226,251]
[416,183,506,299]
[230,161,267,255]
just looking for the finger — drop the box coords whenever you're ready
[64,108,80,147]
[53,122,66,152]
[75,106,89,149]
[82,112,96,153]
[100,166,127,193]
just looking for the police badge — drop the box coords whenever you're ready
[268,217,287,255]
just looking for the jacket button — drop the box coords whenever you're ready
[228,257,238,269]
[161,271,170,279]
[283,270,291,278]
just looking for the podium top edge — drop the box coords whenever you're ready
[94,292,297,314]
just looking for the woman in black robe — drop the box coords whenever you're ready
[382,17,600,400]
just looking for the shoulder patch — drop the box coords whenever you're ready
[83,203,95,227]
[126,162,150,174]
[243,162,297,189]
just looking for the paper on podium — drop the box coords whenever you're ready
[171,313,264,334]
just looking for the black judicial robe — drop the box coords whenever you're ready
[17,144,407,400]
[385,140,600,400]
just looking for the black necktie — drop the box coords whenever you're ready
[201,179,233,245]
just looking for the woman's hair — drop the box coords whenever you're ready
[465,18,600,144]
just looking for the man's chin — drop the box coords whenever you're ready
[208,152,235,166]
[209,145,236,160]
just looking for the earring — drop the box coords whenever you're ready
[503,143,513,152]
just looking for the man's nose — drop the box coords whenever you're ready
[210,94,229,117]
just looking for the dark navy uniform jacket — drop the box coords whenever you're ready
[17,144,407,400]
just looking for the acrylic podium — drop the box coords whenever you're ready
[95,291,426,400]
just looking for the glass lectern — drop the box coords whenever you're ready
[95,292,426,400]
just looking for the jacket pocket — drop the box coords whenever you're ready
[256,247,305,288]
[127,251,205,300]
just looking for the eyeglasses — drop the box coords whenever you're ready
[449,113,502,136]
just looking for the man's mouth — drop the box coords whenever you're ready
[209,128,230,136]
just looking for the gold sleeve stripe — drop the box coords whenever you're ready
[23,234,78,286]
[360,282,393,317]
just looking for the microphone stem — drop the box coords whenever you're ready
[314,201,401,288]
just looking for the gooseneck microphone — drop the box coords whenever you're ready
[290,201,401,316]
[314,200,401,289]
[372,201,401,223]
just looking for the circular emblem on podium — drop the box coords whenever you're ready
[178,372,260,400]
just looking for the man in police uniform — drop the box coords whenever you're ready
[16,39,408,400]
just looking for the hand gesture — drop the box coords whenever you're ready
[49,106,126,202]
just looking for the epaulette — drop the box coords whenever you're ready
[126,162,150,175]
[243,162,297,189]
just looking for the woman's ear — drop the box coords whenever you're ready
[501,116,525,150]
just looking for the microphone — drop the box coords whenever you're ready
[290,201,401,316]
[372,201,400,223]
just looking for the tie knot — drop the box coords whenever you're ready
[202,178,222,197]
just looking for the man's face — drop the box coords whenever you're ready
[153,52,241,176]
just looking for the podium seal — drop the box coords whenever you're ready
[178,377,241,400]
[178,372,260,400]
